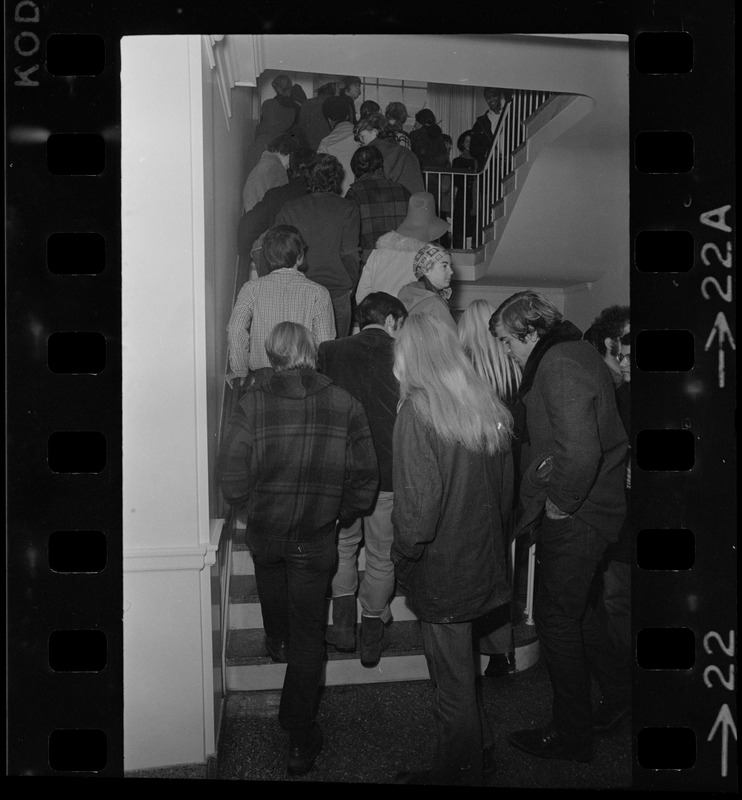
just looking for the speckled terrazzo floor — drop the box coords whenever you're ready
[126,658,632,787]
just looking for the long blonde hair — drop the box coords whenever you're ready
[393,314,513,455]
[458,299,521,401]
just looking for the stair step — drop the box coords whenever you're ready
[227,618,424,666]
[230,571,407,605]
[224,621,540,691]
[229,591,419,630]
[225,619,428,690]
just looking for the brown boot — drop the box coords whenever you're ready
[325,595,357,652]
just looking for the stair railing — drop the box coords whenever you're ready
[422,89,552,251]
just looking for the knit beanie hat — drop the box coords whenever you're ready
[413,243,449,279]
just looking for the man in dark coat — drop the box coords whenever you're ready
[469,87,507,171]
[491,290,630,764]
[275,153,361,337]
[217,321,378,777]
[237,146,315,277]
[317,292,408,667]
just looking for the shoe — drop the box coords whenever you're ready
[484,651,516,678]
[264,635,288,663]
[325,595,357,652]
[592,695,630,732]
[360,616,389,667]
[287,723,323,776]
[508,725,593,763]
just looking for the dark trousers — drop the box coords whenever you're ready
[330,290,352,338]
[534,515,630,746]
[247,530,336,735]
[420,619,493,786]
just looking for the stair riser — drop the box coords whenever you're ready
[225,643,539,692]
[229,594,420,630]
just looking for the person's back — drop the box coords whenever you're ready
[217,320,377,778]
[390,313,513,785]
[225,364,375,536]
[277,192,360,296]
[226,225,336,390]
[410,119,449,170]
[298,86,334,150]
[317,292,407,665]
[345,145,411,266]
[317,95,359,196]
[372,136,425,195]
[318,295,403,488]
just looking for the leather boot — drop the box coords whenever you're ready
[360,616,389,667]
[325,595,357,652]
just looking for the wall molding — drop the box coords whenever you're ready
[125,518,225,573]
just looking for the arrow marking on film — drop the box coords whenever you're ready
[704,311,736,388]
[708,703,737,778]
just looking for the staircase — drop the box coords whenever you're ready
[223,511,539,692]
[444,91,596,283]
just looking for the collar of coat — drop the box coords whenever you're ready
[518,320,584,398]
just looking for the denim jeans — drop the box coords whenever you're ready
[534,515,630,746]
[247,529,336,734]
[420,619,494,786]
[331,491,395,622]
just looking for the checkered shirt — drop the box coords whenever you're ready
[226,269,336,380]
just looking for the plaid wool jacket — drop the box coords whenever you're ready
[345,175,411,265]
[217,369,379,540]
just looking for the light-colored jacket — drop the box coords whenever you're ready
[397,279,458,332]
[355,231,429,304]
[242,150,287,213]
[317,122,359,197]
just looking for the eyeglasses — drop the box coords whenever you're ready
[617,353,631,364]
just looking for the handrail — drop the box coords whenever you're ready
[422,89,552,250]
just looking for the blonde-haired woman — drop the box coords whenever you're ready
[459,298,522,678]
[391,313,514,786]
[458,298,521,403]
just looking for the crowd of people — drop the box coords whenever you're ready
[238,75,513,275]
[218,72,632,786]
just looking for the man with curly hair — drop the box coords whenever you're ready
[583,305,630,385]
[276,153,361,337]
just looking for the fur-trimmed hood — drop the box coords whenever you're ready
[373,230,430,253]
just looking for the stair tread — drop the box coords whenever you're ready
[226,618,424,665]
[229,572,405,603]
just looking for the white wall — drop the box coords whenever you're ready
[121,34,226,772]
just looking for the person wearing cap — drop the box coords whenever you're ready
[317,95,360,197]
[345,145,411,268]
[354,113,425,196]
[398,243,457,331]
[355,192,449,305]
